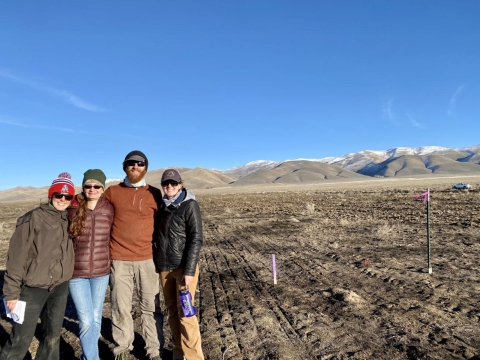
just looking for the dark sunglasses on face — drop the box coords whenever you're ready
[84,185,102,189]
[53,193,73,200]
[162,181,179,187]
[125,160,146,167]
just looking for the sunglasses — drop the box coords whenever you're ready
[53,193,73,201]
[161,181,179,187]
[84,185,102,189]
[125,160,146,167]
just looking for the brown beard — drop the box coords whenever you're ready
[126,167,147,184]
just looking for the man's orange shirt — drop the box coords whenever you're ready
[104,183,162,261]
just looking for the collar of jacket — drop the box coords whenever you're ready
[42,203,69,219]
[165,188,187,209]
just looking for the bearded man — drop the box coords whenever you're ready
[104,150,164,360]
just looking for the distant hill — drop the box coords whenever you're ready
[145,167,235,189]
[1,144,480,202]
[223,160,279,179]
[0,186,51,202]
[232,160,367,186]
[174,168,236,189]
[229,145,480,180]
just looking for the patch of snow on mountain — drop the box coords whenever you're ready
[386,147,417,158]
[284,158,323,162]
[455,145,480,153]
[224,160,281,178]
[417,146,449,155]
[318,156,340,163]
[226,160,278,172]
[318,151,380,171]
[364,150,389,158]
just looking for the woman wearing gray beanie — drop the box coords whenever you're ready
[68,169,113,360]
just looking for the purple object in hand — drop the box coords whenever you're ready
[180,289,197,317]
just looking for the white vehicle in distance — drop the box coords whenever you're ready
[452,183,472,190]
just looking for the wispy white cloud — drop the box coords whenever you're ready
[0,116,148,139]
[0,118,29,127]
[448,85,465,116]
[0,69,105,112]
[382,99,394,120]
[406,113,423,128]
[0,117,75,132]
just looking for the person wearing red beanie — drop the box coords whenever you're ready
[48,171,75,199]
[0,172,75,360]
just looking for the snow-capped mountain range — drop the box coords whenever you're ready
[224,145,480,179]
[1,145,480,202]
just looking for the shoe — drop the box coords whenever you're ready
[114,351,128,360]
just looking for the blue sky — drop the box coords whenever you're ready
[1,1,479,190]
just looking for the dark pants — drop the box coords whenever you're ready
[0,281,69,360]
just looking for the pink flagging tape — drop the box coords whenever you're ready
[414,191,429,204]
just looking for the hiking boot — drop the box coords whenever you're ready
[114,351,129,360]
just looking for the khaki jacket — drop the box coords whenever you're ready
[3,204,74,300]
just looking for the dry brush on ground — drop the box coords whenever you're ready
[0,182,480,359]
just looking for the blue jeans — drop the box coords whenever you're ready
[69,275,110,360]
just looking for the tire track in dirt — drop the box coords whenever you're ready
[234,214,478,359]
[218,232,342,358]
[259,245,383,358]
[308,238,479,359]
[200,190,480,359]
[202,230,316,359]
[218,221,391,357]
[201,236,241,359]
[200,196,478,359]
[221,236,313,340]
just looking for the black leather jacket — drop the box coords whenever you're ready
[153,188,202,276]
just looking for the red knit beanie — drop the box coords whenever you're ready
[48,172,75,199]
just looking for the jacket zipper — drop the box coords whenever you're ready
[52,214,67,291]
[132,188,142,214]
[164,211,174,269]
[89,210,95,278]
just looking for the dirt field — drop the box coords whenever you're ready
[1,178,480,359]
